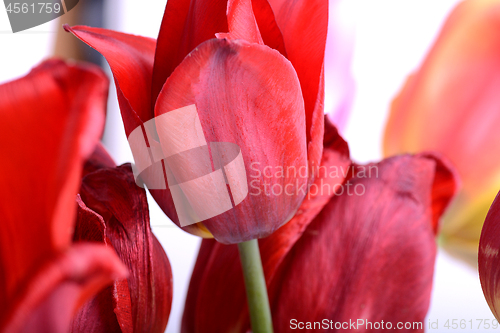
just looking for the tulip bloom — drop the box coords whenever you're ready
[181,118,458,332]
[65,0,328,243]
[0,60,128,332]
[71,146,173,333]
[479,191,500,322]
[383,0,500,264]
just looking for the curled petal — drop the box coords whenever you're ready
[65,25,156,135]
[77,164,172,333]
[155,38,307,243]
[3,244,127,333]
[383,0,500,263]
[0,59,108,324]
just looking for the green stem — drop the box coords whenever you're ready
[238,239,274,333]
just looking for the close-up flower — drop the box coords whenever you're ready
[3,0,500,332]
[181,117,458,333]
[64,0,328,244]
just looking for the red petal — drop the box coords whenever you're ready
[2,243,127,333]
[65,25,156,136]
[479,191,500,321]
[181,118,350,332]
[251,0,287,56]
[268,0,328,168]
[217,0,263,44]
[0,59,108,323]
[152,0,228,102]
[79,164,172,333]
[260,116,350,280]
[155,38,307,243]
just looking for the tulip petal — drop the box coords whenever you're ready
[182,153,457,332]
[216,0,264,44]
[83,143,117,178]
[155,38,307,243]
[0,59,108,323]
[250,0,287,56]
[2,243,127,333]
[383,0,500,262]
[65,25,156,135]
[181,118,350,332]
[260,116,350,280]
[479,191,500,321]
[268,0,328,168]
[78,164,172,333]
[152,0,228,102]
[269,154,456,331]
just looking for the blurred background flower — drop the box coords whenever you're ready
[383,0,500,267]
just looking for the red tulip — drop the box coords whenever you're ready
[0,60,128,333]
[72,150,173,333]
[479,191,500,321]
[64,0,328,243]
[383,0,500,264]
[181,119,458,332]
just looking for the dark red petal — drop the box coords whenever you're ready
[152,0,228,102]
[269,154,457,332]
[154,38,307,243]
[65,25,156,135]
[79,164,172,333]
[0,59,108,323]
[479,191,500,321]
[73,195,106,243]
[82,143,117,180]
[71,197,122,333]
[182,153,458,333]
[2,244,127,333]
[181,118,350,332]
[268,0,328,168]
[260,116,350,280]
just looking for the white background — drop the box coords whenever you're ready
[0,0,496,332]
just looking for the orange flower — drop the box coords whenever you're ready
[383,0,500,264]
